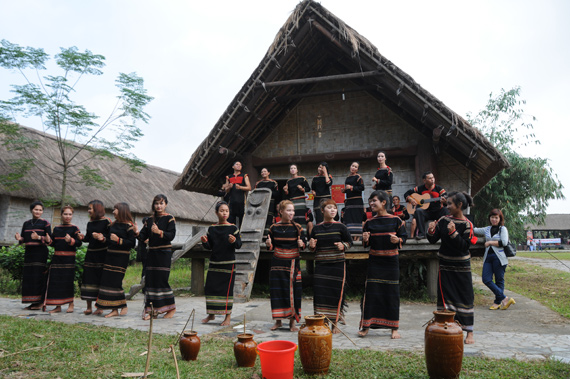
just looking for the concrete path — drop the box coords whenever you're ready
[3,276,570,364]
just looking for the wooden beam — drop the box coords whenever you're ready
[256,70,382,89]
[251,146,418,167]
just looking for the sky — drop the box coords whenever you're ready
[1,0,569,213]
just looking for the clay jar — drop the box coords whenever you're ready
[298,314,333,375]
[233,333,257,367]
[179,330,200,361]
[424,310,464,379]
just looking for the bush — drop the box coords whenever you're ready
[0,244,26,282]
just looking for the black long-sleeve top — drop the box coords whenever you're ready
[309,221,352,263]
[202,223,243,263]
[50,224,82,252]
[138,214,176,249]
[363,215,407,257]
[373,167,393,191]
[19,218,52,247]
[343,174,365,199]
[286,176,311,200]
[83,218,111,249]
[108,222,136,251]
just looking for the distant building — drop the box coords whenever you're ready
[0,126,217,246]
[526,214,570,246]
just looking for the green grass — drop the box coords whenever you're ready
[0,315,568,378]
[517,251,570,260]
[472,258,570,318]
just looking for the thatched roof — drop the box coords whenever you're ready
[526,214,570,231]
[174,0,509,196]
[0,125,217,223]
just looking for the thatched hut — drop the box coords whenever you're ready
[175,0,508,206]
[0,126,217,245]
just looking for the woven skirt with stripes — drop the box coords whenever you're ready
[44,253,76,306]
[313,261,346,323]
[95,249,129,309]
[360,255,400,330]
[144,248,176,314]
[343,197,364,237]
[437,256,474,332]
[270,256,302,321]
[22,244,48,304]
[291,196,308,233]
[204,261,235,315]
[80,247,107,301]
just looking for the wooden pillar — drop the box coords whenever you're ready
[191,258,205,296]
[426,258,439,302]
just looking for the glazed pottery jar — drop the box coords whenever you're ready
[424,310,464,379]
[298,314,332,374]
[234,333,257,367]
[179,330,200,361]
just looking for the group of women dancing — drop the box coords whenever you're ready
[16,194,177,320]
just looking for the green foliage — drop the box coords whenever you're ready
[0,39,153,205]
[467,87,564,241]
[0,244,26,282]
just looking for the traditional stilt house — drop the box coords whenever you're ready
[174,0,509,300]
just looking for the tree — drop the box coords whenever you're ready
[467,87,564,241]
[0,40,153,205]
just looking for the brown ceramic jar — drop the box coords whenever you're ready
[179,330,200,361]
[298,314,333,374]
[424,310,464,379]
[233,333,257,367]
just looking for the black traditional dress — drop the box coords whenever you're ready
[80,218,111,301]
[19,218,52,304]
[255,178,278,237]
[343,174,365,237]
[268,221,306,321]
[309,221,352,323]
[139,214,176,315]
[311,174,333,224]
[45,224,82,307]
[227,172,248,225]
[373,166,393,194]
[202,223,242,315]
[360,214,407,330]
[95,222,136,310]
[427,215,476,332]
[392,204,410,221]
[286,176,311,234]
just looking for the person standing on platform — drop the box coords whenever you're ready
[311,162,333,224]
[15,201,52,310]
[427,191,477,344]
[139,194,177,320]
[255,167,279,237]
[80,200,111,316]
[308,199,352,333]
[201,201,242,326]
[266,200,306,332]
[360,190,407,338]
[224,161,251,227]
[95,202,137,318]
[283,164,311,234]
[404,171,448,239]
[45,205,82,313]
[342,162,365,240]
[372,151,393,208]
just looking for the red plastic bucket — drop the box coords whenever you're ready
[256,340,297,379]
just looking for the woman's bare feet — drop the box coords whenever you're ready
[66,304,74,313]
[105,309,119,318]
[93,309,103,316]
[332,325,341,334]
[25,304,42,310]
[465,331,474,344]
[221,314,231,326]
[83,309,93,315]
[202,314,215,324]
[358,328,369,337]
[391,329,401,339]
[271,320,282,330]
[338,315,346,325]
[289,319,298,332]
[142,313,151,321]
[49,306,62,314]
[120,307,128,316]
[164,309,176,319]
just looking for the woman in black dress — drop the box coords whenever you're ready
[427,191,476,344]
[139,194,177,320]
[201,201,242,326]
[255,167,279,237]
[311,161,333,224]
[283,164,311,234]
[342,162,365,240]
[95,202,137,318]
[80,200,111,315]
[15,200,52,310]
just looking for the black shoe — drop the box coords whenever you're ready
[415,234,425,240]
